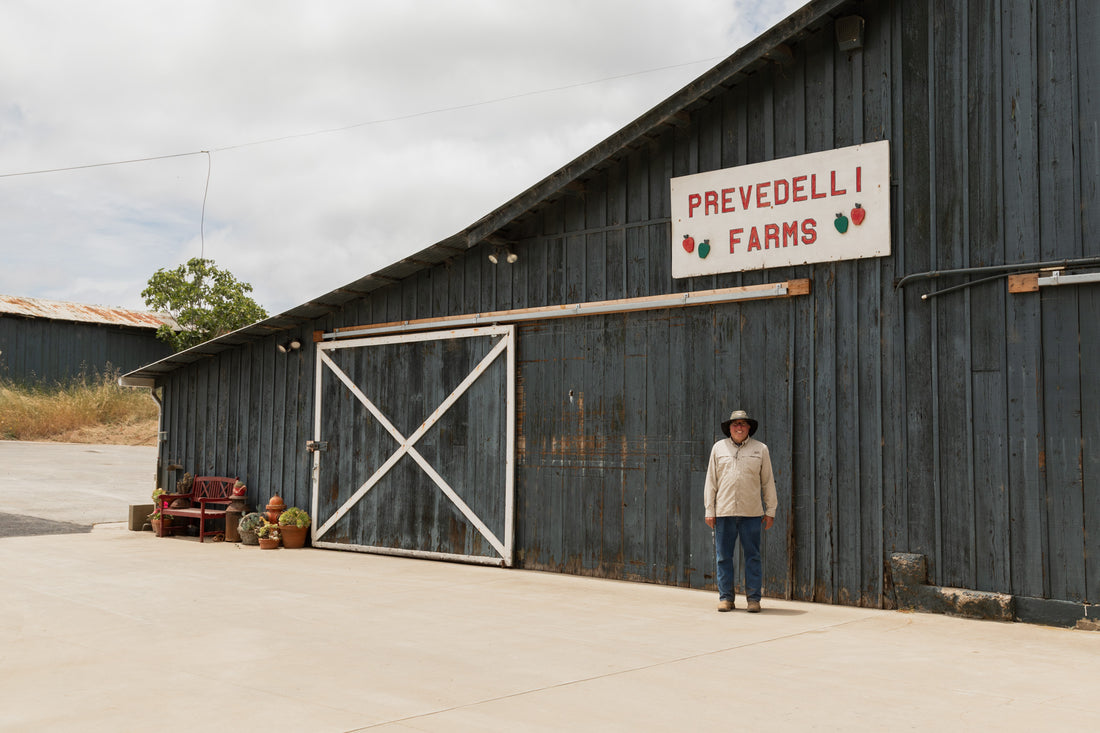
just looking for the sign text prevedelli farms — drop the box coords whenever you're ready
[670,141,890,278]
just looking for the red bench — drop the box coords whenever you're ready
[159,476,238,542]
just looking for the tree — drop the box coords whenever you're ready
[142,257,268,351]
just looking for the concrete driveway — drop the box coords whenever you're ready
[2,441,1099,732]
[0,441,155,536]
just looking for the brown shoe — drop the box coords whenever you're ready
[717,600,735,612]
[747,600,761,613]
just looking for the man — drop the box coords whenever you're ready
[704,409,777,613]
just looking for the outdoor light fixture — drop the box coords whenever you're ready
[488,246,518,264]
[835,15,864,52]
[277,339,301,353]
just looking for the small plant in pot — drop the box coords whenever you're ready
[278,507,311,549]
[149,488,168,537]
[255,519,281,549]
[237,512,264,546]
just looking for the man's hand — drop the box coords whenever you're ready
[705,517,716,529]
[763,516,774,530]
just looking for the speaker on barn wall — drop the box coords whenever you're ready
[835,15,864,52]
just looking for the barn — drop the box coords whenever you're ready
[122,0,1100,626]
[0,294,173,386]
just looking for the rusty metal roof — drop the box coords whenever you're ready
[0,293,176,330]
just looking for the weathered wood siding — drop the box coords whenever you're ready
[156,0,1099,608]
[314,332,509,560]
[0,316,171,385]
[159,327,316,505]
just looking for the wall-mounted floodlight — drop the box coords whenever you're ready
[277,339,301,353]
[488,246,518,264]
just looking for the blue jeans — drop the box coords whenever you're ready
[714,516,762,602]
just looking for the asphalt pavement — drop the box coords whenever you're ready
[2,440,1098,732]
[0,441,156,535]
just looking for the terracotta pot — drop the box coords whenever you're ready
[279,524,308,549]
[151,518,166,537]
[258,537,280,550]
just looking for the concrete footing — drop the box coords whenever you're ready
[127,504,153,531]
[889,552,1100,629]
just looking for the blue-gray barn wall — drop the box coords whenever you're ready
[156,0,1099,607]
[0,316,172,386]
[159,325,317,508]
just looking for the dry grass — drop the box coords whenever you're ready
[0,374,159,446]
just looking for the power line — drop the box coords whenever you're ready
[211,56,722,153]
[0,55,722,178]
[200,151,211,260]
[0,151,205,178]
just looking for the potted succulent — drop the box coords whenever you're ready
[278,507,311,549]
[237,512,264,546]
[255,519,281,550]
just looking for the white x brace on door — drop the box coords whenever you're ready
[310,325,515,566]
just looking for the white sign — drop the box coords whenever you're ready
[670,140,890,278]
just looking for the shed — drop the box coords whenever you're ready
[0,294,174,385]
[123,0,1100,625]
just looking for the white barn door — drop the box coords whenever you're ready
[311,326,515,566]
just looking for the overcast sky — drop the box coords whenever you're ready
[0,0,805,315]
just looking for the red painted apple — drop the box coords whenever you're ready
[682,234,695,253]
[851,203,866,225]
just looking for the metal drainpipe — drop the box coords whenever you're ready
[149,386,164,489]
[895,255,1100,296]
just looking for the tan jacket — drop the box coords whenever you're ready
[704,436,778,518]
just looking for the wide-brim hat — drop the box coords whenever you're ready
[721,409,758,437]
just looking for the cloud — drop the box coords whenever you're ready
[0,0,806,314]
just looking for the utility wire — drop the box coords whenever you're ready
[0,55,722,178]
[0,151,205,178]
[211,56,723,153]
[200,151,211,260]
